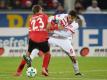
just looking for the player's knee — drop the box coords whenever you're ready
[32,49,39,54]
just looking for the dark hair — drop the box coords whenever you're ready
[68,10,77,17]
[32,5,42,14]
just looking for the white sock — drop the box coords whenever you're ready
[73,62,80,74]
[30,49,39,60]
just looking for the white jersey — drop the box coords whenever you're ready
[49,14,79,38]
[48,14,68,22]
[48,14,79,56]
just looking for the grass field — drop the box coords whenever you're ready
[0,57,107,80]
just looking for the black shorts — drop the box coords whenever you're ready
[28,39,50,53]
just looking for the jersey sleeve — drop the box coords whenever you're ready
[71,21,79,31]
[48,14,68,31]
[65,21,79,33]
[48,14,68,23]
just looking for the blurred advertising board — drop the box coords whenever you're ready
[0,28,28,57]
[0,12,107,57]
[0,12,107,28]
[0,28,107,57]
[0,11,53,28]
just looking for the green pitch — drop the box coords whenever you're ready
[0,57,107,80]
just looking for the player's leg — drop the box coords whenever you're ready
[24,43,50,74]
[16,39,34,76]
[15,39,31,76]
[23,39,36,68]
[29,49,39,60]
[15,48,41,76]
[23,49,44,68]
[39,41,51,76]
[25,49,50,76]
[51,38,82,75]
[65,51,81,75]
[23,40,51,76]
[23,51,32,67]
[67,54,82,75]
[30,49,43,60]
[42,52,51,76]
[15,40,44,76]
[23,48,44,68]
[15,59,26,76]
[61,39,82,75]
[38,50,44,58]
[24,49,50,76]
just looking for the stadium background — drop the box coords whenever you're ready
[0,0,107,80]
[0,0,107,57]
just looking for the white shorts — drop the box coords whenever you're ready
[48,37,76,56]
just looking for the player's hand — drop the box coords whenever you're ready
[52,19,59,24]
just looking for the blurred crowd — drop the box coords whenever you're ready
[0,0,64,11]
[0,0,103,28]
[75,0,101,13]
[0,0,107,13]
[0,0,106,28]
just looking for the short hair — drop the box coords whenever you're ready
[92,0,98,4]
[68,10,77,18]
[32,5,42,14]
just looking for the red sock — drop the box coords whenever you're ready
[42,53,51,69]
[17,59,26,73]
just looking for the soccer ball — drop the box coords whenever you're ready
[26,67,37,77]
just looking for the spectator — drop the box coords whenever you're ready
[74,0,86,27]
[75,0,84,14]
[54,4,66,15]
[37,0,44,6]
[52,0,59,10]
[24,0,32,9]
[10,0,22,9]
[86,0,101,12]
[0,0,64,11]
[0,0,7,9]
[43,0,53,9]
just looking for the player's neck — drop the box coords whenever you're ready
[38,10,43,14]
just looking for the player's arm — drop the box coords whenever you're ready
[46,22,52,32]
[47,21,64,31]
[65,21,79,34]
[46,16,64,31]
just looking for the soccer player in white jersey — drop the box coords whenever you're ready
[24,10,82,76]
[48,10,82,75]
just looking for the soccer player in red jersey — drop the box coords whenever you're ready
[28,10,83,76]
[15,5,53,76]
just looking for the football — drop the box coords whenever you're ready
[26,67,37,77]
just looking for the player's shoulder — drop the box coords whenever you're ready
[36,13,48,18]
[42,13,48,20]
[71,20,79,27]
[38,13,48,20]
[72,20,78,24]
[42,13,48,17]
